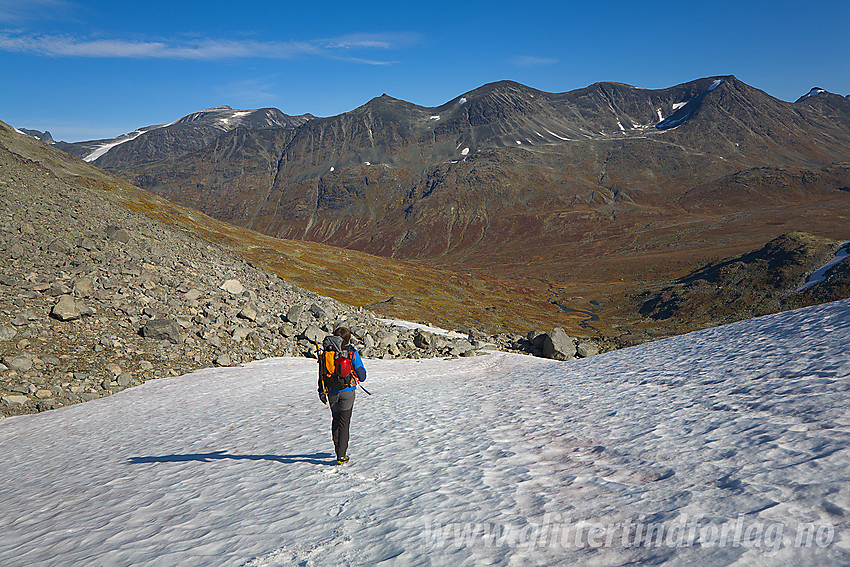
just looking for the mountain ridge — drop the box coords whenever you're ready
[12,76,850,337]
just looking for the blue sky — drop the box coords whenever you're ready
[1,0,847,142]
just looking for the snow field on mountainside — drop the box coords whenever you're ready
[0,300,849,565]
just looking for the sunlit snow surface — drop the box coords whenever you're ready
[1,301,849,566]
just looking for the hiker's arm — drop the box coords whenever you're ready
[353,351,366,382]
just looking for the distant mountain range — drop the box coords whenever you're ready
[15,76,850,336]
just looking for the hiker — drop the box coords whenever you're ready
[318,326,367,465]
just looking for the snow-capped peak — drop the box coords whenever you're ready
[802,87,827,99]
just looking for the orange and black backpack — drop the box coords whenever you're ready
[319,335,356,393]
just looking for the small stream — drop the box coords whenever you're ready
[537,278,601,330]
[550,303,600,329]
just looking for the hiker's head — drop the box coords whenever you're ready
[333,327,352,345]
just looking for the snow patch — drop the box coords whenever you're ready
[516,140,522,145]
[672,102,687,111]
[801,88,827,100]
[656,108,664,122]
[83,130,147,162]
[458,97,467,105]
[616,119,625,132]
[708,78,723,91]
[329,166,335,172]
[364,162,371,166]
[430,115,440,120]
[797,243,850,291]
[378,318,467,339]
[545,129,570,141]
[461,147,469,156]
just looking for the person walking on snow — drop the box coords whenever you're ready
[318,327,366,465]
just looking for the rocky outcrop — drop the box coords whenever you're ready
[635,232,849,325]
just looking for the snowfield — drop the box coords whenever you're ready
[1,300,849,566]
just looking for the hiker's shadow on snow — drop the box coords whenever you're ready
[127,450,336,466]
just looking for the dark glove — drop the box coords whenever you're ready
[319,392,327,405]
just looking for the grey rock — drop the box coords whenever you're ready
[215,354,232,366]
[302,324,324,344]
[542,327,576,361]
[576,341,599,358]
[0,326,17,341]
[377,332,399,349]
[141,319,182,343]
[73,277,94,297]
[11,314,29,326]
[528,330,547,350]
[238,304,258,322]
[1,394,29,405]
[47,239,71,254]
[106,225,130,243]
[310,303,333,319]
[78,303,96,317]
[117,373,132,387]
[232,327,251,343]
[220,279,245,295]
[9,242,24,259]
[3,354,33,372]
[51,295,81,321]
[184,289,202,301]
[414,331,434,349]
[47,281,73,296]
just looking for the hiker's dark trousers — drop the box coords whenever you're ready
[328,390,355,459]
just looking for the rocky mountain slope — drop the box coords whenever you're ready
[4,121,608,419]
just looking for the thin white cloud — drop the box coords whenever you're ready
[511,55,559,67]
[0,31,416,63]
[0,0,72,23]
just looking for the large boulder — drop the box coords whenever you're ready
[542,327,576,361]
